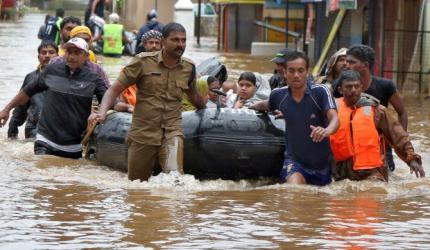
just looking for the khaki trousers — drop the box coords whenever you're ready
[127,136,184,181]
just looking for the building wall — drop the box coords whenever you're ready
[221,4,263,52]
[121,0,176,30]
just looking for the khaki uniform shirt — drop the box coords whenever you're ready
[117,51,196,145]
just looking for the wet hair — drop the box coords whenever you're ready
[337,70,361,87]
[38,40,59,54]
[238,72,256,86]
[60,16,82,30]
[206,76,219,85]
[162,22,186,38]
[347,44,375,70]
[56,8,65,18]
[284,50,309,69]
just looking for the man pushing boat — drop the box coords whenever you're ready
[88,22,206,182]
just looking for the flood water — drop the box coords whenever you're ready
[0,13,430,249]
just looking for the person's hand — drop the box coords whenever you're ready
[310,125,330,143]
[234,100,243,109]
[272,109,284,119]
[409,160,425,178]
[0,110,10,127]
[127,105,134,113]
[88,112,106,128]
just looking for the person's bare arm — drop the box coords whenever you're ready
[91,0,100,15]
[0,90,31,127]
[88,80,126,125]
[310,109,339,143]
[249,100,269,112]
[389,92,408,130]
[186,88,206,110]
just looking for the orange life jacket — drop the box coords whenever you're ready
[330,98,383,170]
[121,84,137,106]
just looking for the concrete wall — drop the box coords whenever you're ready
[121,0,176,30]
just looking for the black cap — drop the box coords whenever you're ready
[270,48,292,64]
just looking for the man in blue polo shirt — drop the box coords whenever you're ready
[251,50,339,186]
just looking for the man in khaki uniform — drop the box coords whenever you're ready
[89,22,206,181]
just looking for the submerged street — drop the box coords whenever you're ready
[0,12,429,249]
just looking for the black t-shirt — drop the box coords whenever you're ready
[87,0,105,18]
[364,76,396,107]
[23,60,107,145]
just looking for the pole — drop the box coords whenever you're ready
[197,0,201,46]
[419,3,425,93]
[380,1,385,77]
[303,3,309,53]
[285,0,289,47]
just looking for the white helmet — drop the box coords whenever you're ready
[109,13,120,23]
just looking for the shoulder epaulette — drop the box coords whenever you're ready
[136,51,158,58]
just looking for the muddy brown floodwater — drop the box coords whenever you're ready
[0,13,429,249]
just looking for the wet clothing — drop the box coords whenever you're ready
[269,84,336,184]
[281,159,332,186]
[365,76,397,107]
[117,50,196,180]
[330,97,383,169]
[118,51,196,145]
[332,76,400,171]
[331,95,421,181]
[365,76,398,171]
[269,71,286,90]
[22,59,107,157]
[50,56,109,87]
[8,69,44,139]
[127,136,184,181]
[34,136,82,159]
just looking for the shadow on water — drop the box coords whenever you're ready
[0,12,430,249]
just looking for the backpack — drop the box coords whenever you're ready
[43,16,59,42]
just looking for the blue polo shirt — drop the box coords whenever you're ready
[269,84,336,172]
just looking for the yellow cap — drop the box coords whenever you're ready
[70,25,92,38]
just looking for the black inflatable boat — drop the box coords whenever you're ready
[87,108,286,180]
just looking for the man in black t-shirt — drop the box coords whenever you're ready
[345,44,408,172]
[0,38,107,159]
